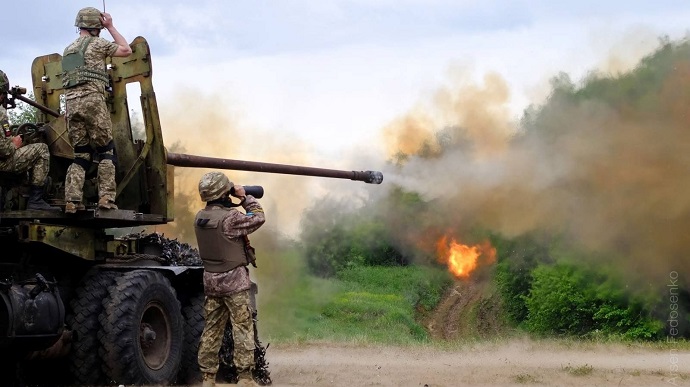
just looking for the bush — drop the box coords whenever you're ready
[524,262,663,339]
[492,233,554,324]
[300,189,422,277]
[524,263,597,335]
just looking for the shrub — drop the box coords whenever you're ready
[492,233,554,324]
[524,262,664,339]
[524,263,596,335]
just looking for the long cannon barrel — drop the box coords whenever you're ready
[166,152,384,184]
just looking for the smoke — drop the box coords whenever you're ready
[152,89,340,335]
[381,39,690,284]
[155,88,319,244]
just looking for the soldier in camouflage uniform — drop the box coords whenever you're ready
[62,7,132,213]
[0,70,58,211]
[195,171,265,387]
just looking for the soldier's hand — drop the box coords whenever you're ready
[101,12,114,28]
[11,135,22,149]
[232,185,246,198]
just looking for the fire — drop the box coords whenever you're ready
[436,236,497,279]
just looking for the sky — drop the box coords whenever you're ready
[2,1,689,157]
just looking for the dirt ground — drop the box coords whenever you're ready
[219,339,689,387]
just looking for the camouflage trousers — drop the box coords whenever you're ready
[198,289,255,375]
[0,143,50,186]
[65,91,115,202]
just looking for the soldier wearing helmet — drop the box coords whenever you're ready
[194,171,265,387]
[62,7,132,213]
[0,70,58,211]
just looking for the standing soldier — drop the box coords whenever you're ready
[195,171,265,387]
[0,70,58,211]
[62,7,132,213]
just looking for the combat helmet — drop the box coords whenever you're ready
[199,171,233,202]
[0,70,8,94]
[74,7,103,29]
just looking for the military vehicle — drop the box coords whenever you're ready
[0,36,383,385]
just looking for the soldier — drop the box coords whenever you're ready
[62,7,132,213]
[0,70,59,211]
[194,171,265,387]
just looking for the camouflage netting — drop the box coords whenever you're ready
[219,330,272,385]
[138,232,203,266]
[127,232,272,385]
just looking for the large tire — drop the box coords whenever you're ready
[67,270,119,385]
[98,270,183,385]
[179,291,205,384]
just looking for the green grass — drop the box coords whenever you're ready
[257,258,451,345]
[254,249,690,347]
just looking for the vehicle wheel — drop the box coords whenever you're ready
[179,291,204,384]
[99,270,183,385]
[67,270,119,385]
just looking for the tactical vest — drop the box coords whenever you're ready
[62,37,110,89]
[194,206,251,273]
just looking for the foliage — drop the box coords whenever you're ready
[501,38,690,340]
[7,92,39,124]
[524,262,663,340]
[300,186,426,277]
[524,263,597,335]
[259,244,450,344]
[287,38,690,343]
[262,264,450,344]
[492,233,554,324]
[336,265,452,313]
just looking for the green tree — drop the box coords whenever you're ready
[7,92,39,124]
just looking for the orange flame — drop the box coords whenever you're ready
[436,236,497,279]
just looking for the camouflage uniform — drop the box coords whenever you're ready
[0,106,50,185]
[196,195,265,379]
[63,35,118,204]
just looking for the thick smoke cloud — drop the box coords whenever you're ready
[382,42,690,284]
[155,89,318,244]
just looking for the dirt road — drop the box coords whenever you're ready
[223,339,689,386]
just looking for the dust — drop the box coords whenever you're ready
[155,89,318,244]
[153,90,330,336]
[381,39,690,285]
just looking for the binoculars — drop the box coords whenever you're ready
[230,185,264,199]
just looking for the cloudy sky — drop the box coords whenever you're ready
[2,1,689,162]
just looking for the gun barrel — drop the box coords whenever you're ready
[13,93,60,118]
[166,152,383,184]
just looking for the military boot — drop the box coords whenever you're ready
[64,201,85,214]
[237,371,259,387]
[98,197,118,210]
[27,186,60,211]
[201,372,216,387]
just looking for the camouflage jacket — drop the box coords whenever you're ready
[201,195,266,297]
[0,107,14,159]
[63,36,119,99]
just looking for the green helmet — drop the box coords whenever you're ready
[74,7,103,29]
[0,70,8,93]
[199,171,233,202]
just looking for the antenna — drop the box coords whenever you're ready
[102,0,106,12]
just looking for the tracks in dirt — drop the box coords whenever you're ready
[424,278,505,340]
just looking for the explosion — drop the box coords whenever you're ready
[435,236,496,279]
